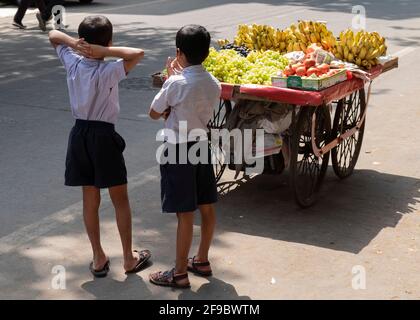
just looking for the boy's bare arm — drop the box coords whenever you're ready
[149,107,171,120]
[48,30,81,49]
[106,47,144,73]
[78,42,144,74]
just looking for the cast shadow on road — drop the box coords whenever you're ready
[215,168,419,254]
[81,275,250,300]
[81,274,153,300]
[178,277,251,300]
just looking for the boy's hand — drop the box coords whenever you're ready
[166,57,183,76]
[162,107,171,120]
[76,40,107,59]
[76,43,144,73]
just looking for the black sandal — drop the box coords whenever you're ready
[89,260,110,278]
[149,268,191,289]
[125,249,152,274]
[187,256,212,277]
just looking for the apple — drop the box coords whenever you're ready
[306,67,319,77]
[296,66,307,77]
[283,66,295,76]
[318,63,330,74]
[291,64,300,72]
[304,59,316,69]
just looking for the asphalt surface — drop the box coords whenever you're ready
[0,0,419,299]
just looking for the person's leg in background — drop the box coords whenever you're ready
[42,0,65,22]
[14,0,47,29]
[13,0,31,28]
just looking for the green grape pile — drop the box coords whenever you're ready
[203,48,252,84]
[203,48,289,85]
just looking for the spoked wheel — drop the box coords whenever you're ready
[208,99,232,182]
[331,89,366,179]
[290,106,331,208]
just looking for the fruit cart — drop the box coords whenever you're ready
[207,57,398,207]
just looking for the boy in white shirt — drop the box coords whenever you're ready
[149,25,221,288]
[49,15,151,277]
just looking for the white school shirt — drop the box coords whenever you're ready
[150,65,221,143]
[56,45,126,124]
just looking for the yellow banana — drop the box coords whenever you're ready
[344,46,349,59]
[379,44,386,55]
[280,42,286,50]
[359,47,367,59]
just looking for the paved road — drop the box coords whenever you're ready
[0,0,419,299]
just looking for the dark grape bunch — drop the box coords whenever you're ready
[220,43,250,57]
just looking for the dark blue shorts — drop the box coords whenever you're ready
[159,141,218,213]
[65,119,127,189]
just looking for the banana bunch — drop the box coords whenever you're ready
[233,24,288,52]
[285,20,336,53]
[217,39,230,47]
[333,29,387,69]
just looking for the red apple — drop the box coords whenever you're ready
[306,67,319,77]
[296,66,307,77]
[283,66,295,76]
[318,63,330,74]
[304,59,316,69]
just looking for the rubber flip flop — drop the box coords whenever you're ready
[125,249,152,274]
[89,260,110,278]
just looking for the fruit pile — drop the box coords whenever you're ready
[218,21,388,70]
[232,24,288,52]
[284,20,336,53]
[203,48,289,85]
[282,46,337,79]
[333,29,387,69]
[229,21,336,54]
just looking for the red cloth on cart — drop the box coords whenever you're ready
[220,65,382,106]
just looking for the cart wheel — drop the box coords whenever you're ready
[290,106,331,208]
[331,89,366,179]
[208,99,232,182]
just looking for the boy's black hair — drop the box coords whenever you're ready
[78,15,113,47]
[176,25,211,65]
